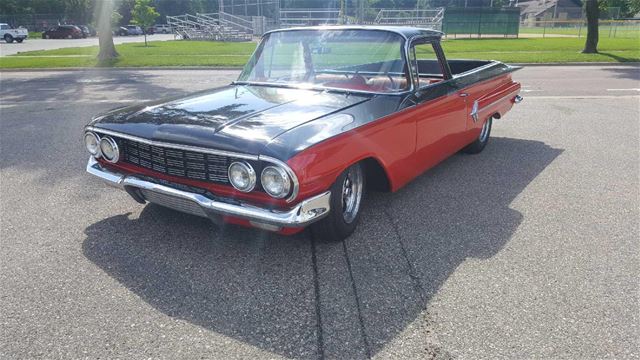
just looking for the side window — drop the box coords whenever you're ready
[413,42,445,87]
[1,24,8,30]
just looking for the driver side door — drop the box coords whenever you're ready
[410,40,469,172]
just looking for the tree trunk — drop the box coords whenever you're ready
[582,0,599,54]
[96,0,119,61]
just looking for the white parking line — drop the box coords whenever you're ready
[606,88,640,92]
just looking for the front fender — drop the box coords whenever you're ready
[287,108,419,200]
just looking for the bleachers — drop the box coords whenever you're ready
[166,13,253,42]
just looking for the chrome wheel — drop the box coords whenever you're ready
[341,165,364,224]
[479,118,491,143]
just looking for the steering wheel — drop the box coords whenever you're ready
[348,72,367,85]
[386,74,396,90]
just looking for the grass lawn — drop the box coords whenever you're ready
[519,25,640,39]
[1,37,638,69]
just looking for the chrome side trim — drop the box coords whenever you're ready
[86,157,328,228]
[470,100,479,123]
[475,89,522,115]
[85,126,301,203]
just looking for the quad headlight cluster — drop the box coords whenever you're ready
[84,131,119,163]
[85,130,293,199]
[228,161,292,199]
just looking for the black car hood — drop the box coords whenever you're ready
[89,85,370,157]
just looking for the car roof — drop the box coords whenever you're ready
[264,25,443,40]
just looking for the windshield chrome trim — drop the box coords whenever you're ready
[238,28,415,95]
[232,81,412,96]
[262,26,444,41]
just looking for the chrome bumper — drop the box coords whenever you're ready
[86,157,331,229]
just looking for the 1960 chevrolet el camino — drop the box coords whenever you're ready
[84,26,522,241]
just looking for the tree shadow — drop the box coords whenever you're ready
[0,70,218,184]
[82,137,562,358]
[598,60,640,80]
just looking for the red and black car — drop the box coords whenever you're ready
[42,25,83,39]
[84,26,522,241]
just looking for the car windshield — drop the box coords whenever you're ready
[237,29,409,94]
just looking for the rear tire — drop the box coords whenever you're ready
[16,38,23,43]
[311,163,365,242]
[463,116,492,154]
[4,34,14,43]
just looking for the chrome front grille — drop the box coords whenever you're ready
[119,138,234,184]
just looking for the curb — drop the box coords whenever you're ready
[1,62,638,72]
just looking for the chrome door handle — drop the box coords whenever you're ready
[459,92,469,97]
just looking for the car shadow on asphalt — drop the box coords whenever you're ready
[82,137,562,359]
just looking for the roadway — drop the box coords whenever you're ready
[0,34,175,56]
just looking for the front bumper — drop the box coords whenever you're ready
[86,157,331,229]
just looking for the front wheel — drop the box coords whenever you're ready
[311,163,365,242]
[463,116,493,154]
[4,34,14,43]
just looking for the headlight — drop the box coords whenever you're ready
[84,132,101,157]
[99,136,119,163]
[261,166,291,199]
[228,161,256,192]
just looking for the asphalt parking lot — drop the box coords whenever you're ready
[1,65,638,359]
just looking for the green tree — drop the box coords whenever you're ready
[628,0,640,15]
[131,0,159,46]
[96,0,119,62]
[582,0,599,53]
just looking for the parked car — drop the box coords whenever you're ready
[79,25,96,38]
[0,23,28,43]
[84,26,522,241]
[42,25,83,39]
[152,24,172,34]
[116,25,143,36]
[114,26,128,36]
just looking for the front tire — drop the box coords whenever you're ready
[463,116,492,154]
[4,34,14,43]
[311,163,365,242]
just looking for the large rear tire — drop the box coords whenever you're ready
[463,116,492,154]
[311,163,365,242]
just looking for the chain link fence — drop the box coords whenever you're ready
[519,19,640,38]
